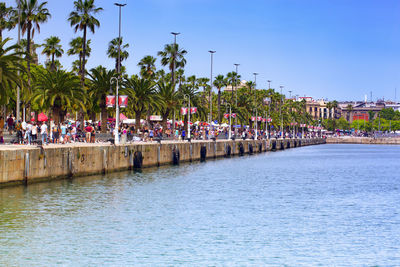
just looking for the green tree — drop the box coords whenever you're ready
[41,36,63,71]
[156,81,180,130]
[226,71,240,101]
[213,74,225,123]
[107,37,129,73]
[0,3,16,39]
[31,69,85,124]
[138,55,156,80]
[87,66,115,133]
[158,43,187,89]
[122,76,157,130]
[67,37,91,75]
[19,0,51,77]
[0,38,25,106]
[68,0,102,84]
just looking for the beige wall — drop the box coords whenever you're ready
[0,139,325,186]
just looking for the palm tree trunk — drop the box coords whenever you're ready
[135,111,141,133]
[161,109,170,132]
[79,26,87,131]
[51,53,55,71]
[101,107,108,133]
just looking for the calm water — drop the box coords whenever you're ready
[1,144,400,266]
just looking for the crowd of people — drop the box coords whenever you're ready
[0,114,321,145]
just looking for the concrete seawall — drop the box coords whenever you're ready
[0,138,325,186]
[326,137,400,145]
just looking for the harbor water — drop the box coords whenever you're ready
[1,144,399,265]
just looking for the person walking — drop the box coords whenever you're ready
[7,115,14,134]
[40,122,48,145]
[15,120,23,144]
[31,122,38,144]
[0,116,4,144]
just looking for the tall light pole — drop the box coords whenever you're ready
[226,102,232,140]
[171,32,180,139]
[16,0,21,121]
[234,63,240,136]
[112,2,126,145]
[208,50,216,125]
[254,108,258,140]
[253,73,258,133]
[280,85,284,138]
[288,90,292,98]
[267,80,271,89]
[115,3,126,76]
[184,94,191,141]
[111,77,120,144]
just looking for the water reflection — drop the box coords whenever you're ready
[1,145,400,265]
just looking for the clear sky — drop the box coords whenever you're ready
[3,0,400,102]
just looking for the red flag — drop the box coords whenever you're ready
[106,95,115,108]
[251,116,256,121]
[190,107,197,114]
[181,107,188,115]
[231,113,237,118]
[257,116,262,121]
[118,95,128,108]
[224,113,230,119]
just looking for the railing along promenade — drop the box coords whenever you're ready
[0,138,325,187]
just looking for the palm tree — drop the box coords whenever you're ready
[0,3,16,39]
[226,71,240,101]
[68,0,102,84]
[107,37,129,73]
[19,0,51,76]
[32,69,85,124]
[87,66,115,133]
[156,81,180,130]
[158,43,187,89]
[346,104,354,122]
[138,55,156,80]
[122,76,157,130]
[67,37,91,74]
[213,74,225,123]
[41,36,63,71]
[0,38,25,106]
[19,38,40,64]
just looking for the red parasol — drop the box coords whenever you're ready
[38,112,48,122]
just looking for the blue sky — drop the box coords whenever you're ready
[3,0,400,101]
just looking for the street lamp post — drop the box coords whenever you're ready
[208,50,216,125]
[171,32,180,139]
[184,94,191,141]
[115,3,126,76]
[17,0,21,121]
[111,2,126,145]
[226,103,232,140]
[267,80,271,89]
[234,63,240,137]
[280,85,284,138]
[110,77,120,144]
[254,108,258,140]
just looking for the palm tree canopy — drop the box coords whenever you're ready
[68,0,103,34]
[0,38,26,104]
[19,0,51,39]
[0,3,16,37]
[42,36,64,58]
[157,43,187,72]
[67,37,91,57]
[107,37,129,61]
[138,55,156,79]
[32,68,86,112]
[213,75,226,89]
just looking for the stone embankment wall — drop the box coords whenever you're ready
[326,137,400,145]
[0,138,325,186]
